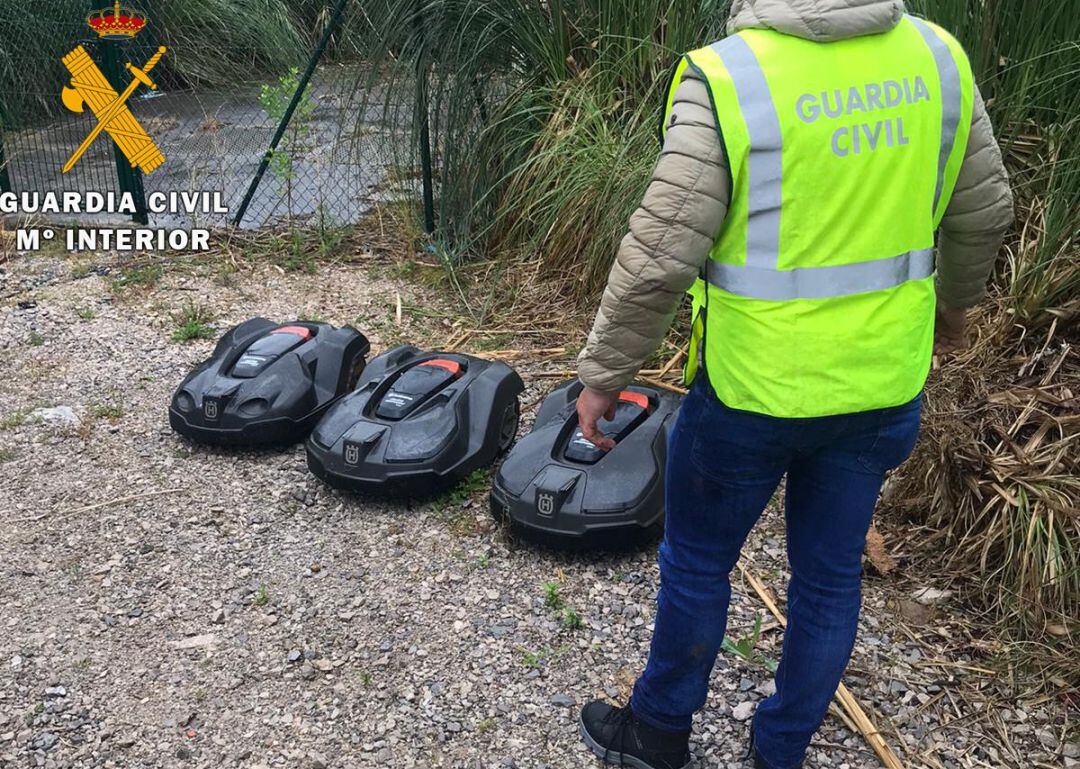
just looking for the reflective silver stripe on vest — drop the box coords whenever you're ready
[909,16,962,213]
[709,35,782,271]
[701,31,951,301]
[707,248,935,301]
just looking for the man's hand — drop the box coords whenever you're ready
[934,304,968,355]
[577,387,618,451]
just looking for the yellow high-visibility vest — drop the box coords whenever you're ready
[664,16,974,417]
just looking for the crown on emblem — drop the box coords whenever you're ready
[87,1,147,39]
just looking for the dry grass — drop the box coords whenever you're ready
[883,258,1078,689]
[888,322,1077,600]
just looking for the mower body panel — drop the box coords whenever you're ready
[169,318,370,446]
[491,379,681,546]
[306,346,524,496]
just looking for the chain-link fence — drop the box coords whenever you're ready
[0,0,411,228]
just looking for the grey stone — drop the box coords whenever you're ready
[731,702,755,722]
[30,407,79,427]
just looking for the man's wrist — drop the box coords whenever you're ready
[577,375,626,397]
[581,384,622,398]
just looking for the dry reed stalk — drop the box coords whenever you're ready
[470,347,567,361]
[443,330,472,352]
[8,488,186,524]
[657,345,688,378]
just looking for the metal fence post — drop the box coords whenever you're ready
[414,0,436,234]
[100,38,149,224]
[0,128,11,194]
[232,0,350,228]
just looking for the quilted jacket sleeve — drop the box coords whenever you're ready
[936,86,1014,308]
[576,69,730,393]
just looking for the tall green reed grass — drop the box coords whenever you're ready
[366,0,1076,311]
[907,0,1079,326]
[359,0,727,279]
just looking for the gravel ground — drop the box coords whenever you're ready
[0,251,1071,769]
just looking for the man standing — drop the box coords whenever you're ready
[575,1,1012,768]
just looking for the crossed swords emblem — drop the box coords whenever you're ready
[60,45,167,174]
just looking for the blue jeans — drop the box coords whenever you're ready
[630,375,922,769]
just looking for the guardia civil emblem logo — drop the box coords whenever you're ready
[60,2,167,174]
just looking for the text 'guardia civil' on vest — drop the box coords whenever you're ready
[795,76,931,157]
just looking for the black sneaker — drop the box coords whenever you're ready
[579,700,692,769]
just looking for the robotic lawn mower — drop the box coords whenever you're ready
[306,346,524,496]
[491,379,681,546]
[169,318,370,446]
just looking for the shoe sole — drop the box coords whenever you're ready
[578,713,693,769]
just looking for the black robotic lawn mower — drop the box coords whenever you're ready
[306,346,524,496]
[491,379,681,547]
[169,318,370,446]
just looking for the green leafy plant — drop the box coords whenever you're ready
[314,204,347,259]
[260,66,318,218]
[70,262,93,279]
[274,229,317,274]
[434,469,492,536]
[520,649,544,669]
[0,408,31,430]
[172,302,215,342]
[90,403,123,420]
[542,581,563,611]
[562,607,583,630]
[110,264,162,292]
[475,717,496,733]
[721,615,771,668]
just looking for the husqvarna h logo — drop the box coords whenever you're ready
[344,443,360,466]
[537,492,555,517]
[203,398,219,420]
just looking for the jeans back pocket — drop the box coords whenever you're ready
[857,395,923,475]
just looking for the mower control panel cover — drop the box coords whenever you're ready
[169,318,370,446]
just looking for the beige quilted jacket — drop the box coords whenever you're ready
[577,0,1014,394]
